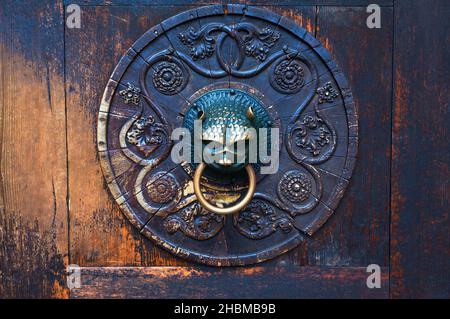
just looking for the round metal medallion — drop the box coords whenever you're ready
[98,5,358,266]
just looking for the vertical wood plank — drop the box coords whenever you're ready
[0,0,68,298]
[391,0,449,298]
[65,5,197,267]
[312,6,393,266]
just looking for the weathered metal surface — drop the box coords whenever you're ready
[98,4,358,266]
[183,88,272,172]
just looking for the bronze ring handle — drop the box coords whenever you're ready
[193,162,256,215]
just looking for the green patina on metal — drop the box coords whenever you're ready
[183,89,273,172]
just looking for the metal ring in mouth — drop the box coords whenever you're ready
[193,162,256,215]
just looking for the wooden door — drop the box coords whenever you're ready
[0,0,448,299]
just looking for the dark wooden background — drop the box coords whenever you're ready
[0,0,448,298]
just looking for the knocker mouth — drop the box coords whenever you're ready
[195,136,255,214]
[202,140,250,172]
[193,162,256,215]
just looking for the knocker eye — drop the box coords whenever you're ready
[197,110,206,121]
[246,106,255,121]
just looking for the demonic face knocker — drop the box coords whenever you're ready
[183,88,273,214]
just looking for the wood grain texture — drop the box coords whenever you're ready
[310,6,392,266]
[0,1,68,298]
[63,0,394,7]
[390,0,449,299]
[70,266,389,298]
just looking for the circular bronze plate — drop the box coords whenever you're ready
[98,5,358,266]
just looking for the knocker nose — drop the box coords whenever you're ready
[193,162,256,215]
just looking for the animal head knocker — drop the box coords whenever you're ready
[183,89,273,214]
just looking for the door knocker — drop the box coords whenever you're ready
[194,162,256,215]
[185,88,273,215]
[97,5,358,266]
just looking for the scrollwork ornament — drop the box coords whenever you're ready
[233,200,293,239]
[286,110,337,165]
[294,115,332,157]
[164,202,224,240]
[179,23,280,63]
[240,26,280,61]
[119,102,171,165]
[126,114,166,157]
[179,26,216,61]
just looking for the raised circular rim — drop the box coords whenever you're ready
[97,4,358,266]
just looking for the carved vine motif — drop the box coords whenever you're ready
[119,82,141,105]
[152,61,187,95]
[141,23,312,99]
[144,23,292,81]
[270,57,305,94]
[286,109,337,165]
[179,23,280,62]
[178,26,216,61]
[294,115,332,157]
[278,171,312,203]
[126,114,166,157]
[240,26,280,61]
[317,81,339,104]
[233,200,293,239]
[164,202,224,240]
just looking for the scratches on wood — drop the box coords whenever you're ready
[312,6,393,266]
[70,266,389,299]
[390,0,449,298]
[0,1,68,298]
[0,210,68,298]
